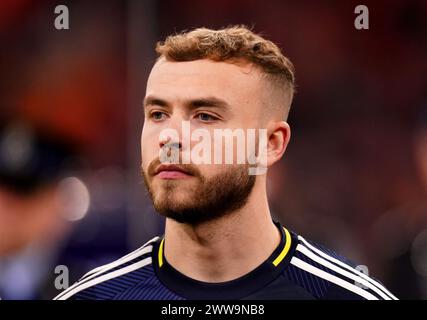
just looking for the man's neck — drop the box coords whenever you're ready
[163,189,281,283]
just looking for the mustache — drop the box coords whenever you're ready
[144,158,202,178]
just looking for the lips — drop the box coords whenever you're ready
[155,164,191,175]
[155,164,192,179]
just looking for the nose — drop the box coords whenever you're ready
[158,114,185,163]
[159,139,182,150]
[158,111,186,150]
[159,124,183,153]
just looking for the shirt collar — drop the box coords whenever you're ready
[152,220,297,299]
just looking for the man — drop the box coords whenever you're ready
[55,26,397,300]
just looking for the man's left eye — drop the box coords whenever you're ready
[197,113,217,122]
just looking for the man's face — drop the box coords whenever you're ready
[141,58,266,225]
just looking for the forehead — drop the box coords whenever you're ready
[146,58,264,102]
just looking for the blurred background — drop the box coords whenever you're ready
[0,0,426,299]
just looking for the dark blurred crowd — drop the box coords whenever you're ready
[1,0,426,299]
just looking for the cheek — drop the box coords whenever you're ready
[196,163,224,181]
[141,125,158,159]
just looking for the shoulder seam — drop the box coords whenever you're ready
[290,256,378,300]
[295,244,389,300]
[53,236,159,300]
[54,256,153,300]
[297,236,397,300]
[78,236,160,281]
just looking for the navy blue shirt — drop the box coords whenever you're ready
[54,222,397,300]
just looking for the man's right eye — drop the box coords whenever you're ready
[149,111,166,120]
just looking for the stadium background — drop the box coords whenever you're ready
[0,0,427,299]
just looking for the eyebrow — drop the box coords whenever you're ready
[143,95,230,111]
[143,96,168,108]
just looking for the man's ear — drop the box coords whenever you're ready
[266,121,291,167]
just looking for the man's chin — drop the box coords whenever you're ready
[153,192,193,208]
[152,203,198,224]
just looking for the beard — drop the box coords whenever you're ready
[141,158,256,226]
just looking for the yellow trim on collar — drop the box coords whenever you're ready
[272,228,292,267]
[158,238,165,267]
[159,228,290,268]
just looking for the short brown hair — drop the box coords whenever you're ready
[155,25,295,118]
